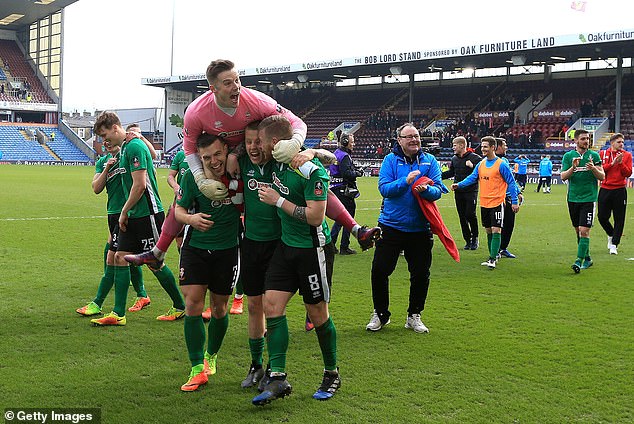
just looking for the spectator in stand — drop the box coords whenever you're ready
[598,133,632,255]
[608,111,615,132]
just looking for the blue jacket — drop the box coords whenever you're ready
[514,157,530,175]
[378,144,447,232]
[539,158,553,177]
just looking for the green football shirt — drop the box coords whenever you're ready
[169,150,189,185]
[239,156,281,242]
[273,159,331,248]
[119,138,164,218]
[95,152,125,215]
[177,170,241,250]
[561,149,601,203]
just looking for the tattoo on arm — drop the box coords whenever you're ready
[292,206,307,222]
[315,150,336,165]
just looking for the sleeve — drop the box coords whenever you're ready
[304,166,329,202]
[622,152,633,178]
[457,164,480,188]
[253,90,307,138]
[418,156,447,201]
[95,157,104,174]
[338,155,357,181]
[378,155,410,198]
[127,141,150,172]
[176,171,196,210]
[182,110,203,156]
[169,152,181,171]
[561,152,572,172]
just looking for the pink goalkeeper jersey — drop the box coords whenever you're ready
[182,87,307,155]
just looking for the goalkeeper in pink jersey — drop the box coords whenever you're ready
[125,59,380,269]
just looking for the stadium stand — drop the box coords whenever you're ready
[0,125,55,161]
[0,124,90,162]
[0,39,53,103]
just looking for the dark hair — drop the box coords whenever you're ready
[206,59,235,86]
[574,129,589,139]
[245,120,261,132]
[196,132,225,150]
[481,136,497,148]
[94,111,121,134]
[125,123,140,131]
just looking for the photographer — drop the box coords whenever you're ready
[329,132,363,255]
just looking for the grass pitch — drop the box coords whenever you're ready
[0,165,632,423]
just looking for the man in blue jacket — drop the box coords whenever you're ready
[367,123,448,334]
[536,155,553,193]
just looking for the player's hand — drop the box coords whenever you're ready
[125,131,140,142]
[585,161,596,171]
[258,186,280,206]
[613,153,623,165]
[466,160,473,168]
[450,183,458,191]
[193,168,228,200]
[414,183,428,192]
[273,137,302,163]
[172,184,180,197]
[119,213,129,232]
[189,213,214,232]
[512,204,520,213]
[226,153,240,179]
[198,179,228,200]
[105,157,117,170]
[406,170,421,185]
[290,150,314,170]
[572,157,581,168]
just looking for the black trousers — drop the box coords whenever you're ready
[370,224,433,322]
[536,176,552,191]
[598,187,627,246]
[455,191,479,243]
[500,198,515,250]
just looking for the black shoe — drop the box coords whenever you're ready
[313,368,341,400]
[241,364,265,389]
[252,374,292,405]
[470,238,479,250]
[463,241,471,250]
[257,366,271,393]
[339,247,357,255]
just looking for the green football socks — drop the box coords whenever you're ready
[184,315,206,367]
[266,316,289,374]
[315,316,338,371]
[207,314,229,357]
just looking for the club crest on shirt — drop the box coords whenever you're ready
[314,181,324,196]
[132,156,140,168]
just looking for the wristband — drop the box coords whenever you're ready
[275,197,285,208]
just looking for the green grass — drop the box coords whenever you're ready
[0,164,633,423]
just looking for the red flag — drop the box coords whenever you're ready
[411,177,460,262]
